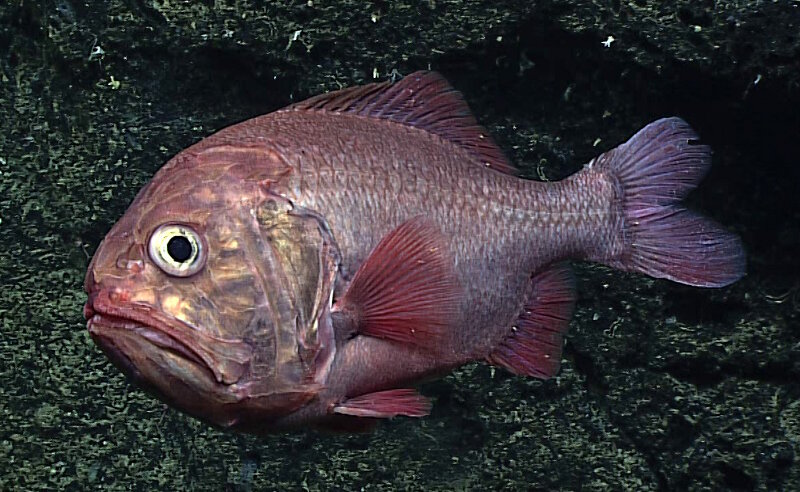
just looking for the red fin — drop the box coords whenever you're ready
[284,71,517,175]
[334,217,459,346]
[589,118,745,287]
[487,263,576,379]
[332,389,431,418]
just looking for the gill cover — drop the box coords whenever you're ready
[247,190,340,400]
[192,145,341,430]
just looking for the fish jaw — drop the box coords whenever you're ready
[84,285,329,430]
[85,289,250,384]
[84,286,256,426]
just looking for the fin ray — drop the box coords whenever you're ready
[284,71,517,175]
[332,389,431,418]
[591,117,746,287]
[487,263,576,379]
[334,217,460,347]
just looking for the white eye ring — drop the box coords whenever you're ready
[148,224,206,277]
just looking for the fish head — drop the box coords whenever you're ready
[84,145,339,431]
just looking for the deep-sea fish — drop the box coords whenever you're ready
[83,71,745,433]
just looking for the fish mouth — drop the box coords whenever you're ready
[84,290,228,385]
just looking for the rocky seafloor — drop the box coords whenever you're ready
[1,1,799,490]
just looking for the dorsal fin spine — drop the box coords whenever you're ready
[282,71,517,175]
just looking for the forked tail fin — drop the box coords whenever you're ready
[592,117,745,287]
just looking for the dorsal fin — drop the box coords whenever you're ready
[284,71,517,175]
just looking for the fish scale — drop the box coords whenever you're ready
[245,111,606,355]
[84,71,744,433]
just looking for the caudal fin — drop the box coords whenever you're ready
[593,117,745,287]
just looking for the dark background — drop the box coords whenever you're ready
[1,1,798,490]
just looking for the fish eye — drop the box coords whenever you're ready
[148,224,206,277]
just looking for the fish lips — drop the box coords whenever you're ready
[84,290,250,389]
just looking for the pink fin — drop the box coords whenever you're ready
[487,263,576,379]
[334,217,459,346]
[332,389,431,418]
[284,71,517,175]
[590,117,746,287]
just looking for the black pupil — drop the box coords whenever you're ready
[167,236,193,263]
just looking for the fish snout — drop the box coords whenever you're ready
[83,291,97,320]
[86,237,146,288]
[114,243,146,274]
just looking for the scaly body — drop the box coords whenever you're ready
[84,72,744,433]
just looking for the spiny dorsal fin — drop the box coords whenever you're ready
[284,71,517,175]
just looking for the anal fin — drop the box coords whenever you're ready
[487,263,576,379]
[332,389,431,418]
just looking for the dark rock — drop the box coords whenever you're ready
[1,1,798,490]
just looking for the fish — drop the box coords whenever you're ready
[83,71,745,433]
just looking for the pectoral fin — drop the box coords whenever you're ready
[332,217,460,347]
